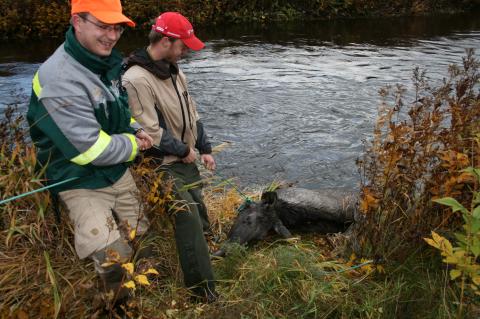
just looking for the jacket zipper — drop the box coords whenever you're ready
[170,74,187,142]
[183,91,194,130]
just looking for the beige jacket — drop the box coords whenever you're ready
[123,62,202,164]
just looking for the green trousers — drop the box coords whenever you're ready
[162,162,215,295]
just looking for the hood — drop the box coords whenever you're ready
[124,47,178,80]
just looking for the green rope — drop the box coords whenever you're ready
[210,170,253,211]
[217,174,251,202]
[0,177,79,205]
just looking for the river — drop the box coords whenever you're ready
[0,13,479,189]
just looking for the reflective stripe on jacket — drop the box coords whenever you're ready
[27,44,140,193]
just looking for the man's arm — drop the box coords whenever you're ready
[196,121,216,170]
[195,120,212,155]
[36,95,139,166]
[123,77,190,158]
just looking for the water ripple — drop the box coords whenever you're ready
[1,19,479,189]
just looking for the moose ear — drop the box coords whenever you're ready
[261,191,277,205]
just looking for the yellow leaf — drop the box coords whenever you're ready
[440,238,453,256]
[376,265,386,274]
[456,152,470,166]
[359,192,379,213]
[472,275,480,286]
[106,250,121,262]
[122,280,136,290]
[431,231,442,244]
[430,231,453,255]
[453,250,466,259]
[450,269,462,280]
[346,253,356,267]
[424,237,439,249]
[143,268,159,276]
[444,256,459,264]
[129,229,136,241]
[101,262,116,267]
[135,274,150,286]
[122,263,134,275]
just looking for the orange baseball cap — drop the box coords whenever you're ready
[71,0,135,27]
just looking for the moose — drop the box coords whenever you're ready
[213,187,357,256]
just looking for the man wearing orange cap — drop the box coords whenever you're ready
[122,12,217,302]
[27,0,153,306]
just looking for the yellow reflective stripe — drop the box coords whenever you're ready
[71,130,112,165]
[130,117,137,124]
[123,133,138,161]
[32,72,42,97]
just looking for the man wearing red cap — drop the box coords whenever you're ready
[27,0,153,307]
[123,12,217,302]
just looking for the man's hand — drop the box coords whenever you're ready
[201,154,216,171]
[136,129,153,151]
[135,137,149,151]
[182,147,197,163]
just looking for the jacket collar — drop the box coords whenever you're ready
[63,26,122,85]
[124,47,178,80]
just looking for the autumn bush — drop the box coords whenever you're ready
[1,102,468,318]
[355,49,480,261]
[0,0,479,38]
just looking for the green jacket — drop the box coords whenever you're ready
[27,27,141,193]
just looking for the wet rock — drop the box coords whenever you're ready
[274,187,355,232]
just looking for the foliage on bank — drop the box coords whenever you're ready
[354,49,480,316]
[0,0,479,38]
[0,52,479,317]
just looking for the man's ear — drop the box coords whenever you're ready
[261,191,277,206]
[71,14,83,31]
[160,36,171,48]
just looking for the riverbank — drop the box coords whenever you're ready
[0,0,479,39]
[1,50,479,317]
[0,116,474,317]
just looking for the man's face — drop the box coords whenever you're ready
[164,39,190,63]
[73,14,123,57]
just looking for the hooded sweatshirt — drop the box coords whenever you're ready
[122,48,211,165]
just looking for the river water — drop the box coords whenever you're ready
[0,13,479,189]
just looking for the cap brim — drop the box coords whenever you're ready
[182,35,205,51]
[90,11,135,27]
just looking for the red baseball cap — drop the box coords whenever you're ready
[71,0,135,27]
[152,12,205,51]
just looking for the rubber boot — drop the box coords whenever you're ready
[91,239,133,307]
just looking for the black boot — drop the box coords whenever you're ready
[190,282,219,304]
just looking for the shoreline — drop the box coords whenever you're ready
[0,1,479,39]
